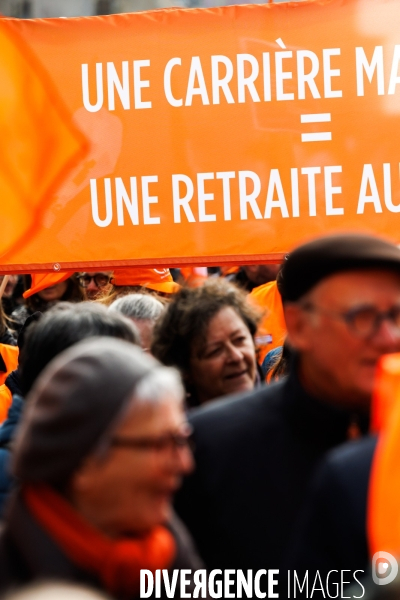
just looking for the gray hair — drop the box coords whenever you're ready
[94,365,185,459]
[133,366,184,406]
[109,293,164,323]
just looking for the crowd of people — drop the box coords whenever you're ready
[0,234,399,598]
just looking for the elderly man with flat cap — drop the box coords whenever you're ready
[175,233,400,578]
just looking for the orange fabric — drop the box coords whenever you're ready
[248,281,286,365]
[368,353,400,556]
[23,272,74,299]
[0,20,87,260]
[112,268,180,294]
[1,1,400,272]
[180,267,208,288]
[24,485,176,598]
[220,266,240,277]
[0,344,18,387]
[0,384,12,424]
[370,354,400,434]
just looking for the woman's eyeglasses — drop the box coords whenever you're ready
[77,274,111,289]
[110,423,194,453]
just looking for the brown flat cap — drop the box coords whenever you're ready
[13,337,157,485]
[279,233,400,303]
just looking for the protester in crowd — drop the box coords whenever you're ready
[0,312,39,427]
[224,264,280,292]
[11,275,84,332]
[284,357,400,594]
[0,300,20,408]
[109,293,164,352]
[0,338,200,598]
[0,303,140,516]
[175,233,400,580]
[0,301,17,347]
[3,582,111,600]
[0,275,21,317]
[152,278,260,408]
[101,268,179,306]
[77,272,113,300]
[248,269,286,367]
[264,340,293,382]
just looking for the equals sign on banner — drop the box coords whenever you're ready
[300,113,332,142]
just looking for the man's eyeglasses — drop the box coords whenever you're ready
[301,302,400,338]
[110,423,194,453]
[77,274,111,289]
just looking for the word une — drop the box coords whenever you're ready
[140,569,279,599]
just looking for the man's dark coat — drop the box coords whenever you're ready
[284,435,377,597]
[176,366,368,574]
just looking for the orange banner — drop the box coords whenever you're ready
[0,21,86,263]
[2,0,400,272]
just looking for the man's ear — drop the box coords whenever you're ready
[283,303,313,352]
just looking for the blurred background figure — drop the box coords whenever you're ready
[3,582,111,600]
[11,275,84,333]
[0,303,140,516]
[224,264,280,293]
[0,275,22,317]
[102,268,180,306]
[152,278,261,407]
[248,269,286,371]
[0,338,200,597]
[109,293,164,352]
[0,302,17,348]
[77,272,113,300]
[178,267,208,288]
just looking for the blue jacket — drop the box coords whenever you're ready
[0,370,23,517]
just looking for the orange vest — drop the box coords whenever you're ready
[0,344,18,386]
[0,344,18,424]
[0,384,12,424]
[248,281,286,365]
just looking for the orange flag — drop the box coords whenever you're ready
[368,353,400,557]
[0,21,87,259]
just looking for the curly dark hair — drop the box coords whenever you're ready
[151,278,261,387]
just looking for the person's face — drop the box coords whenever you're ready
[70,396,194,537]
[132,319,154,353]
[284,269,400,409]
[243,264,280,286]
[189,306,257,404]
[80,272,112,300]
[37,280,68,303]
[0,275,18,299]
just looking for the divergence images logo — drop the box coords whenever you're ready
[372,551,399,586]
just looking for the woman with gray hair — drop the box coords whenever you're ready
[0,338,201,598]
[109,293,164,351]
